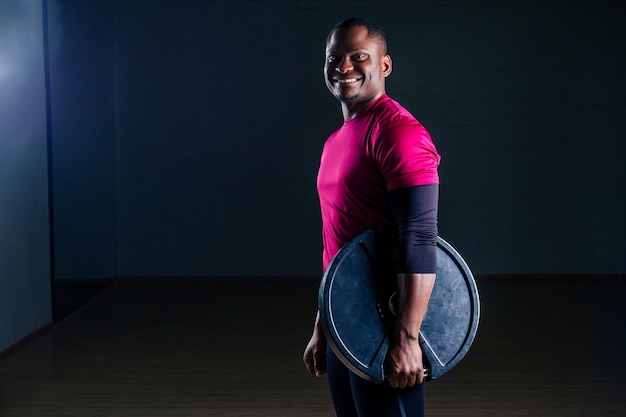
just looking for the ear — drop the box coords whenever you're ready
[382,54,392,78]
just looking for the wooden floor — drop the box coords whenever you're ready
[1,278,625,416]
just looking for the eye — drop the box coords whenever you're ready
[352,53,368,62]
[327,55,339,63]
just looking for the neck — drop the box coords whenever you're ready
[341,92,385,121]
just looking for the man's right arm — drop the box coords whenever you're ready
[303,311,327,377]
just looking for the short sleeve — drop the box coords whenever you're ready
[371,116,441,191]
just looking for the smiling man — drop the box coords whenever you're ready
[304,18,441,417]
[323,22,391,119]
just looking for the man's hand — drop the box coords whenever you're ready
[387,273,435,388]
[303,312,327,377]
[386,332,425,388]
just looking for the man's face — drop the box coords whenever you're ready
[324,26,391,108]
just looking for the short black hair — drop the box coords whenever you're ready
[327,17,388,54]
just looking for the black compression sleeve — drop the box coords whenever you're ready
[388,184,439,274]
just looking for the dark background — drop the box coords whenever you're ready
[1,0,625,351]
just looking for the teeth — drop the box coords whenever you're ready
[337,78,357,83]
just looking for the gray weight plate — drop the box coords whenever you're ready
[318,229,480,383]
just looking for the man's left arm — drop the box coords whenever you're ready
[386,184,439,388]
[386,272,435,388]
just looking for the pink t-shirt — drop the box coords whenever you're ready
[317,95,441,270]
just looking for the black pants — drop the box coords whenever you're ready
[327,347,425,417]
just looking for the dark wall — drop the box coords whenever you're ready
[113,0,332,276]
[49,0,626,277]
[0,0,52,352]
[47,0,117,280]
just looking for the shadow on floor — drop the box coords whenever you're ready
[52,279,115,323]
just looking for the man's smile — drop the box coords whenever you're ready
[336,78,359,84]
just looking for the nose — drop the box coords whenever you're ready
[336,57,353,74]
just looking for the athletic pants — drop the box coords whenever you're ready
[327,347,425,417]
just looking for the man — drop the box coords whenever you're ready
[303,18,441,417]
